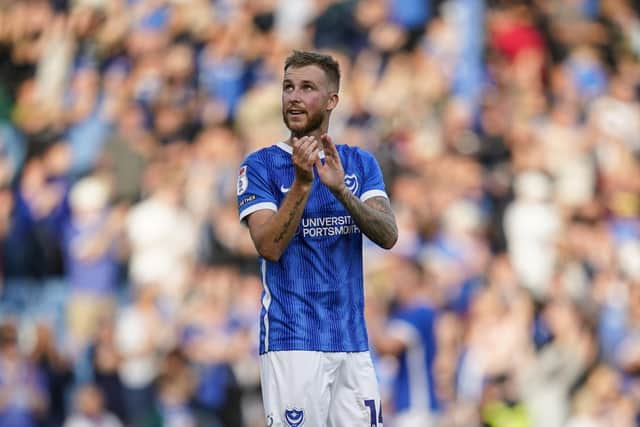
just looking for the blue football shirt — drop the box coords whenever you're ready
[237,142,388,354]
[388,304,439,414]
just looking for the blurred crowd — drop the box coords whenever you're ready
[0,0,639,426]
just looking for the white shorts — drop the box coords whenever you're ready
[260,351,383,427]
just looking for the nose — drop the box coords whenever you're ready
[285,87,302,103]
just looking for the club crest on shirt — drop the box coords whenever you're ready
[344,174,358,194]
[284,408,305,427]
[237,165,248,195]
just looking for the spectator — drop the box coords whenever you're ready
[114,285,169,427]
[89,320,127,424]
[63,175,122,355]
[180,269,248,427]
[368,255,440,427]
[0,321,48,427]
[125,159,197,317]
[503,170,562,299]
[99,101,152,206]
[29,320,75,427]
[63,384,122,427]
[517,299,596,427]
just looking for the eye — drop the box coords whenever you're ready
[303,84,313,91]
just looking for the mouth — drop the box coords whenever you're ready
[287,109,306,117]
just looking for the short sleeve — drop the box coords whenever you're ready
[358,149,388,202]
[236,153,277,223]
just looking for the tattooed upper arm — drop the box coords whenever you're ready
[360,195,397,249]
[365,196,394,216]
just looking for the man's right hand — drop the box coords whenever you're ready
[292,136,320,184]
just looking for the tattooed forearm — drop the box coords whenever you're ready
[275,195,305,242]
[334,188,398,249]
[247,181,312,262]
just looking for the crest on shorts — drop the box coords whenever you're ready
[237,165,248,195]
[344,174,358,194]
[284,407,305,427]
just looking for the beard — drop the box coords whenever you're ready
[283,109,325,138]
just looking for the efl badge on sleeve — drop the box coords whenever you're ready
[237,165,248,195]
[284,408,305,427]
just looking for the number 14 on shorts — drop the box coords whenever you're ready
[364,399,383,427]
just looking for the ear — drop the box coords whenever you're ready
[326,92,339,112]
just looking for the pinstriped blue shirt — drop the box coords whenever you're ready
[237,142,388,354]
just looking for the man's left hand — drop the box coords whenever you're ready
[315,133,345,192]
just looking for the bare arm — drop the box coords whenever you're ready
[333,190,398,249]
[247,180,312,262]
[246,136,319,262]
[315,133,398,249]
